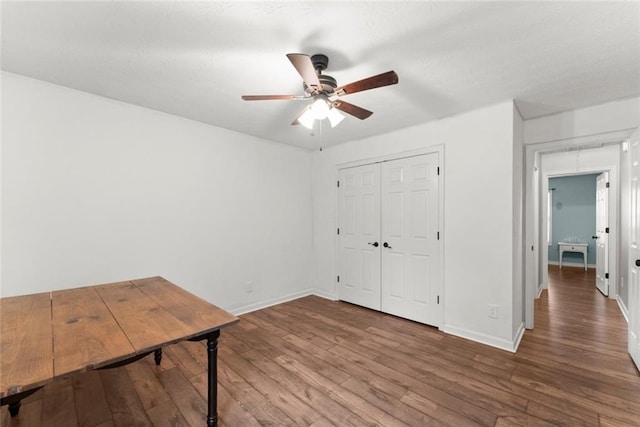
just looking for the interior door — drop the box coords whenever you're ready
[380,153,441,326]
[629,131,640,371]
[337,164,381,310]
[595,172,610,296]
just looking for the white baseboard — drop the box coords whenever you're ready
[536,284,545,298]
[617,297,629,324]
[312,289,338,301]
[442,324,519,353]
[547,260,596,268]
[231,289,315,316]
[512,322,525,352]
[231,288,339,316]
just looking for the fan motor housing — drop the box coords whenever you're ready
[304,54,337,94]
[311,54,329,71]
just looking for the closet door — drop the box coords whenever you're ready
[337,164,381,310]
[381,153,441,326]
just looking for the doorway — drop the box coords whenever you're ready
[546,172,607,295]
[525,140,625,330]
[538,150,619,304]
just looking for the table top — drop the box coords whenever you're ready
[558,242,589,247]
[0,276,238,399]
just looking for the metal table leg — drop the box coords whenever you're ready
[207,330,220,427]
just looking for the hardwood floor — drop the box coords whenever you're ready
[2,266,639,426]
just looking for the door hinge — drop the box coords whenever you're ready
[606,182,610,188]
[437,231,440,240]
[437,295,440,304]
[337,275,340,283]
[437,166,440,176]
[605,273,609,279]
[337,228,340,235]
[605,227,609,233]
[337,180,340,188]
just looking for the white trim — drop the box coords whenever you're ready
[442,324,519,353]
[536,284,545,298]
[231,289,315,316]
[313,289,338,301]
[512,323,526,352]
[547,260,596,268]
[232,290,341,317]
[617,297,629,324]
[337,147,442,170]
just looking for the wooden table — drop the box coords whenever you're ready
[0,276,239,426]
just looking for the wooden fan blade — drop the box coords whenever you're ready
[334,100,373,120]
[287,53,321,91]
[335,70,398,96]
[242,95,301,101]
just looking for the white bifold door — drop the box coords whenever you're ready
[338,153,442,327]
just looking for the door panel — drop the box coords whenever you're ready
[629,132,640,371]
[596,172,610,296]
[337,164,381,310]
[381,154,441,326]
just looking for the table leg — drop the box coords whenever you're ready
[154,348,163,365]
[207,330,220,427]
[8,401,20,417]
[1,387,41,417]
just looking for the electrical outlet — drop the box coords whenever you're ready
[246,281,254,293]
[489,304,499,319]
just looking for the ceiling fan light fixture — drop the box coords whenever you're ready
[310,97,330,120]
[327,107,345,128]
[298,107,315,129]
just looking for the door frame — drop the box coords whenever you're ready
[524,130,632,329]
[335,145,445,327]
[540,168,616,295]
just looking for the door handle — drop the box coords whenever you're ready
[368,242,379,247]
[383,242,392,249]
[636,259,640,267]
[592,235,598,239]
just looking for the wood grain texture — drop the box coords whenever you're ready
[95,281,195,353]
[132,277,239,338]
[0,292,53,397]
[52,286,135,376]
[3,266,639,426]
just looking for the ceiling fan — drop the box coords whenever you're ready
[241,53,399,129]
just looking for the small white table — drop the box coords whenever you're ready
[558,242,589,271]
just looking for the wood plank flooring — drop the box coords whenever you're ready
[2,265,639,426]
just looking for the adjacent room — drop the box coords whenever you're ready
[1,1,639,426]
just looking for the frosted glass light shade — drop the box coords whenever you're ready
[298,107,315,129]
[310,98,330,119]
[327,108,345,128]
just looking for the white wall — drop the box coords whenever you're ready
[1,72,313,314]
[312,101,523,351]
[524,97,640,145]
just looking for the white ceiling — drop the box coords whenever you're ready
[2,1,639,150]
